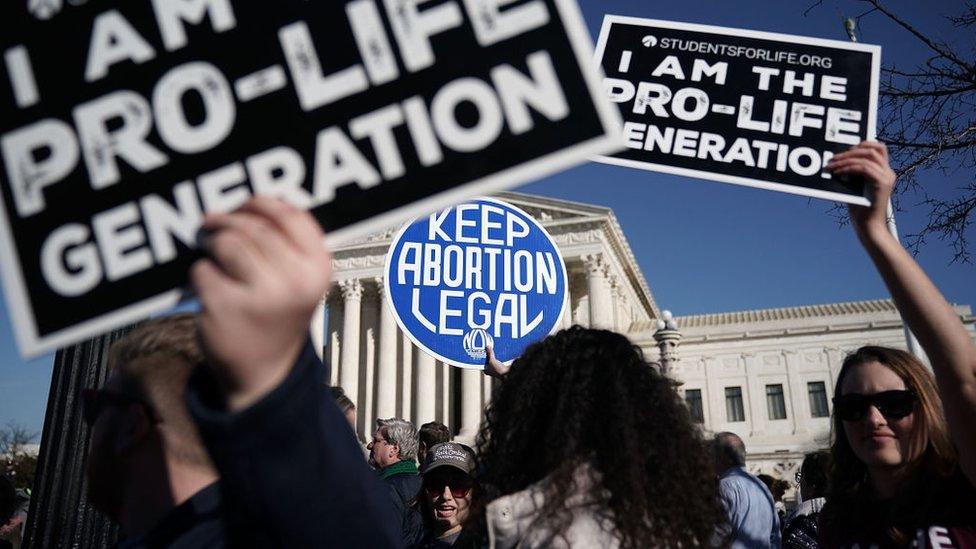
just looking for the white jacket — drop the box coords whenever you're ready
[485,465,621,549]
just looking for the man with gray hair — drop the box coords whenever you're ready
[712,432,781,549]
[368,418,424,545]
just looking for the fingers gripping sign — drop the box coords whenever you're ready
[190,197,333,411]
[826,141,897,235]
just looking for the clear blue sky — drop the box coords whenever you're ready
[1,1,973,436]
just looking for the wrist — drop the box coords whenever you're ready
[854,218,894,247]
[222,343,305,412]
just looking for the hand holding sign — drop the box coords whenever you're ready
[484,346,510,378]
[826,142,896,238]
[191,196,332,411]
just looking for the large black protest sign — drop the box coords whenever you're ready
[0,0,621,357]
[594,16,880,204]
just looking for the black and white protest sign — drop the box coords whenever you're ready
[0,0,621,357]
[594,16,880,204]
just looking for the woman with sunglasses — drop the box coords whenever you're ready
[412,442,483,549]
[819,142,976,547]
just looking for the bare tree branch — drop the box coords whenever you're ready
[804,2,976,261]
[803,0,825,18]
[859,0,976,75]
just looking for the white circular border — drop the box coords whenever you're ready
[383,197,569,370]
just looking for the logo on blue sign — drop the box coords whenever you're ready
[384,198,568,369]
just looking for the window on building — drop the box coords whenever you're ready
[684,389,704,423]
[725,387,745,422]
[766,384,787,420]
[808,381,830,418]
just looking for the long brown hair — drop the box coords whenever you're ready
[823,346,958,543]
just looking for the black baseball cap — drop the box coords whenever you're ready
[422,442,476,475]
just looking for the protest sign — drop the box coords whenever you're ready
[384,198,567,368]
[0,0,621,357]
[594,16,880,205]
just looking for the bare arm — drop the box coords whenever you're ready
[483,346,510,378]
[829,142,976,484]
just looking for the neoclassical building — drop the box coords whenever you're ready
[311,192,976,486]
[311,192,660,447]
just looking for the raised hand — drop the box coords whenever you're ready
[827,141,897,238]
[484,346,510,378]
[190,197,332,411]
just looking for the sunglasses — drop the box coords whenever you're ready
[424,476,473,499]
[832,390,916,422]
[81,388,154,426]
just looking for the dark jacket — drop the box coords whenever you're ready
[182,340,400,547]
[382,461,425,546]
[783,513,819,549]
[116,483,223,548]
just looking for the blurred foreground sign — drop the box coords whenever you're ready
[385,198,567,368]
[0,0,620,357]
[594,16,879,205]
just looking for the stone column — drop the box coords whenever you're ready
[310,295,326,360]
[783,350,808,435]
[401,332,413,422]
[653,311,681,377]
[327,293,342,386]
[361,288,378,439]
[582,253,613,329]
[339,279,363,417]
[703,356,724,428]
[415,351,437,425]
[375,278,398,421]
[743,353,767,437]
[457,368,482,445]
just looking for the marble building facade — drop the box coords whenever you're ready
[310,191,976,488]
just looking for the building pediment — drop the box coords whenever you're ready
[330,191,660,328]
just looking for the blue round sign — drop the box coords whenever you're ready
[385,198,568,369]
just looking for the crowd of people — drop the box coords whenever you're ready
[3,142,973,547]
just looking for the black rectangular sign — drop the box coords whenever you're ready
[594,16,880,204]
[0,0,621,357]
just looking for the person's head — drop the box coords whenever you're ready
[756,475,787,502]
[421,442,477,536]
[712,431,747,475]
[418,421,452,465]
[797,450,829,501]
[329,386,356,429]
[85,314,215,521]
[368,418,418,469]
[474,326,724,548]
[829,346,954,496]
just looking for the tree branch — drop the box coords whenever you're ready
[860,0,976,75]
[882,84,976,98]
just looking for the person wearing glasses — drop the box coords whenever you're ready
[782,451,828,549]
[83,313,223,546]
[412,442,481,549]
[85,197,400,547]
[819,142,976,547]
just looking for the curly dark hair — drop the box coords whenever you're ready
[473,326,724,548]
